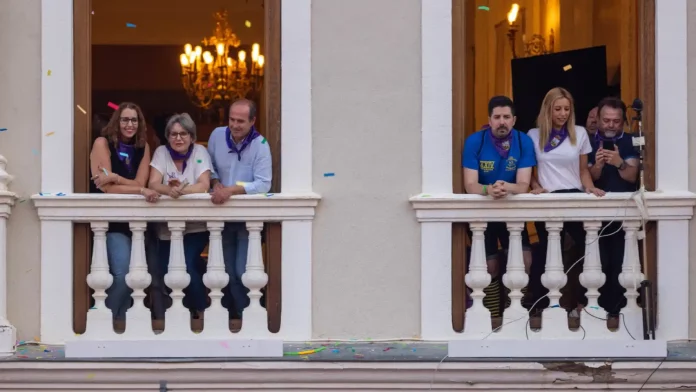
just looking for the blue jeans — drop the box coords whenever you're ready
[158,231,210,312]
[222,222,250,318]
[105,232,133,320]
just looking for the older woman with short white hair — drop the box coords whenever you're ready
[147,113,213,319]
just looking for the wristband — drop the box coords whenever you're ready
[482,185,488,196]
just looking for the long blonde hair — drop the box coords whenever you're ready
[536,87,577,151]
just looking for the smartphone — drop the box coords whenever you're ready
[602,141,615,150]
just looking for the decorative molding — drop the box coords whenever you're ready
[410,191,696,222]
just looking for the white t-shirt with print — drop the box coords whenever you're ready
[150,143,213,240]
[527,126,592,193]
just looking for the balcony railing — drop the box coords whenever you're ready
[0,155,17,357]
[33,192,320,358]
[411,190,696,358]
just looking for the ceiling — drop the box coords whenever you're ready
[91,0,265,46]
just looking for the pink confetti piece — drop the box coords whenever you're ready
[220,341,229,348]
[107,102,119,110]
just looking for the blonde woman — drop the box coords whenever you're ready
[527,87,604,311]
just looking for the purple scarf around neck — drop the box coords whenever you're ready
[594,130,624,145]
[117,142,135,173]
[166,144,194,173]
[487,128,513,158]
[544,126,568,152]
[226,126,260,161]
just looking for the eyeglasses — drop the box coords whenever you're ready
[119,117,138,125]
[168,131,191,140]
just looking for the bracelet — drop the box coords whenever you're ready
[482,185,488,196]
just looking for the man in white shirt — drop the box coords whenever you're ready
[208,99,272,318]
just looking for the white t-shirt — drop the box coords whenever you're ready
[527,126,592,192]
[150,143,213,240]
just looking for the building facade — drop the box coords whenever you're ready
[0,0,696,389]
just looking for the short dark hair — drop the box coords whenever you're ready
[488,96,515,116]
[230,99,258,121]
[597,97,627,123]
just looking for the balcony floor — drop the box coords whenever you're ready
[4,341,696,362]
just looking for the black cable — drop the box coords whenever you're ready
[581,308,636,340]
[637,359,665,391]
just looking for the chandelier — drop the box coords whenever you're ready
[179,10,264,109]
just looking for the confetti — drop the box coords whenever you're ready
[119,152,129,158]
[261,137,267,144]
[126,23,136,28]
[236,181,248,186]
[107,102,119,110]
[196,159,202,163]
[220,341,229,348]
[77,105,87,114]
[0,128,6,132]
[478,5,490,11]
[285,346,326,356]
[422,194,431,198]
[47,70,52,76]
[323,172,335,177]
[245,20,252,28]
[45,132,55,137]
[56,193,66,196]
[265,193,274,197]
[563,64,572,71]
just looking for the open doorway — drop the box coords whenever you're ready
[450,0,656,332]
[72,0,282,334]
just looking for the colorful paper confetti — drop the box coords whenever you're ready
[47,70,52,76]
[0,128,7,132]
[77,105,87,114]
[107,102,119,110]
[323,172,335,177]
[284,346,326,356]
[563,64,572,71]
[261,137,267,144]
[478,5,490,11]
[45,132,55,137]
[196,159,202,163]
[126,23,136,28]
[245,20,252,28]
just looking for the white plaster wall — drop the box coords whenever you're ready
[0,0,42,340]
[311,0,422,338]
[688,0,696,339]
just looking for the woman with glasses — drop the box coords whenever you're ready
[89,102,159,323]
[147,113,213,319]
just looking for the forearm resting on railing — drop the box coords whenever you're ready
[505,181,530,195]
[464,182,487,195]
[181,181,210,194]
[148,182,172,195]
[99,184,146,195]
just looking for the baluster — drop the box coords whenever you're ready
[83,222,115,339]
[123,222,154,337]
[200,222,230,338]
[464,222,492,336]
[160,221,195,338]
[618,220,644,339]
[0,189,15,355]
[539,221,576,339]
[238,221,270,337]
[578,221,611,337]
[499,222,528,338]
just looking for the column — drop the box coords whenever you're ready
[238,221,270,338]
[160,221,194,338]
[201,222,230,338]
[499,222,528,338]
[464,222,492,336]
[539,221,575,339]
[124,222,154,338]
[82,222,115,339]
[578,221,611,338]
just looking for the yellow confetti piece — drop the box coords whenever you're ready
[236,181,248,186]
[86,373,95,379]
[47,70,52,76]
[245,20,252,28]
[45,132,55,137]
[563,64,572,71]
[77,105,87,114]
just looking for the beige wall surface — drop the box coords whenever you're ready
[311,0,422,338]
[0,0,42,340]
[688,0,696,339]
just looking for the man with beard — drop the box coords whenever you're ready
[588,97,639,317]
[208,99,272,321]
[462,96,536,317]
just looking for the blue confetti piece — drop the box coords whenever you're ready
[265,193,274,197]
[0,128,7,132]
[119,152,129,157]
[589,306,599,310]
[56,193,66,196]
[323,172,335,177]
[126,23,136,28]
[39,192,50,196]
[550,304,560,308]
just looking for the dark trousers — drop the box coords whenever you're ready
[598,222,627,315]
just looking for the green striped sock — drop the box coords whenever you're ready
[483,279,501,318]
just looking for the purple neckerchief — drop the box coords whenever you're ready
[487,128,513,158]
[594,130,624,145]
[544,127,568,152]
[226,126,260,161]
[117,142,135,173]
[166,144,194,173]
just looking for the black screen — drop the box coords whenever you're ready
[511,46,608,132]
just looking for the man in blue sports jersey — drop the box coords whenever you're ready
[462,96,536,317]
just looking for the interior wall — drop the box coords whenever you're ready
[687,0,696,339]
[0,0,42,341]
[311,0,422,338]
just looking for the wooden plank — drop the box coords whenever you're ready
[72,0,92,335]
[264,0,282,333]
